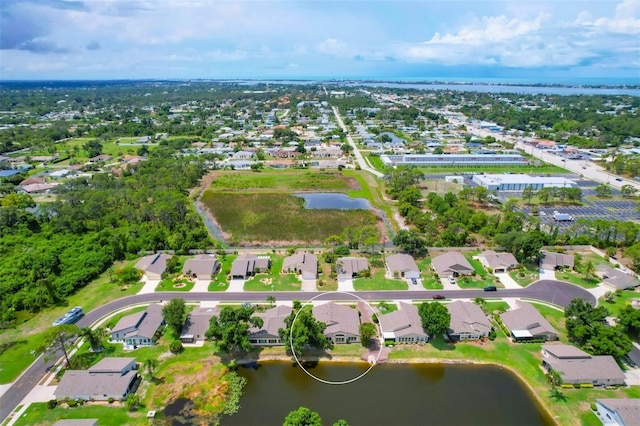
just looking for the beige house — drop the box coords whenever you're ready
[55,357,138,401]
[541,344,625,386]
[313,302,360,344]
[135,253,172,280]
[479,250,518,273]
[446,301,492,341]
[110,304,165,349]
[180,306,220,343]
[385,253,420,279]
[336,257,369,281]
[249,305,293,346]
[231,254,271,279]
[380,302,429,343]
[431,251,474,277]
[540,251,574,270]
[283,253,318,280]
[500,301,558,341]
[182,254,220,280]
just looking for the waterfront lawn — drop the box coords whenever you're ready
[556,270,600,289]
[343,170,396,232]
[509,263,539,287]
[14,402,144,426]
[244,256,302,292]
[353,269,408,291]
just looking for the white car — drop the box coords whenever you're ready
[448,276,456,285]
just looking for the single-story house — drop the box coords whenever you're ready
[182,254,220,281]
[380,302,429,344]
[595,398,640,425]
[541,344,625,386]
[540,251,574,270]
[89,154,113,163]
[596,263,640,291]
[135,253,172,280]
[180,306,220,343]
[500,301,558,341]
[479,250,518,273]
[110,304,165,349]
[20,183,58,194]
[249,305,293,346]
[336,257,369,281]
[447,301,492,341]
[282,253,318,279]
[385,253,420,279]
[313,302,361,344]
[431,251,474,277]
[230,254,271,280]
[54,357,138,401]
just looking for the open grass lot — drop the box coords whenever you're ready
[353,269,408,291]
[202,192,378,244]
[206,169,353,191]
[0,261,143,384]
[14,402,145,426]
[415,258,444,290]
[601,289,640,316]
[556,270,600,289]
[388,332,639,426]
[244,256,302,291]
[509,263,539,287]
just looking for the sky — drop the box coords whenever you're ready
[0,0,639,82]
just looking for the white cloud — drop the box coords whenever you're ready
[576,0,640,34]
[316,38,351,56]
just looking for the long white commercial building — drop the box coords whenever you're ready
[472,174,576,191]
[380,154,528,167]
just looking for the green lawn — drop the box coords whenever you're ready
[207,169,351,191]
[376,302,399,314]
[0,331,48,384]
[509,263,539,287]
[480,301,510,314]
[243,256,302,291]
[14,402,145,426]
[601,290,640,316]
[556,271,600,289]
[208,281,229,291]
[155,278,195,292]
[365,153,386,171]
[353,269,408,291]
[530,302,567,341]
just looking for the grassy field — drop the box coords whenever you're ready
[353,269,408,291]
[202,192,378,244]
[14,402,145,426]
[244,256,302,291]
[0,330,49,384]
[206,169,352,191]
[601,289,640,316]
[556,271,600,289]
[365,153,386,171]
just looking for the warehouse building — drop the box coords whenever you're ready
[380,154,528,167]
[472,174,576,191]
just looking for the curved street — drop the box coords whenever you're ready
[0,280,594,423]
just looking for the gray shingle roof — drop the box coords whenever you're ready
[540,251,574,269]
[111,311,145,334]
[546,355,625,383]
[380,302,428,339]
[542,344,591,359]
[55,369,137,399]
[312,302,360,336]
[121,304,164,340]
[597,263,639,290]
[386,254,420,275]
[182,254,219,278]
[597,399,640,426]
[431,251,473,276]
[180,306,220,339]
[89,357,136,373]
[481,250,518,270]
[135,253,172,275]
[250,305,293,338]
[447,301,492,335]
[336,257,369,278]
[500,301,558,337]
[282,253,318,276]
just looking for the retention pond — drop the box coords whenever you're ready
[223,361,553,425]
[295,193,371,210]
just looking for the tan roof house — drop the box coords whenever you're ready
[283,253,318,280]
[380,302,429,344]
[596,263,640,291]
[182,254,220,280]
[180,306,220,343]
[54,357,138,401]
[479,250,518,273]
[386,253,420,279]
[336,257,369,281]
[249,305,293,346]
[230,254,271,279]
[541,344,625,386]
[135,253,172,280]
[595,398,640,426]
[540,251,574,270]
[431,251,474,277]
[110,304,165,349]
[446,301,492,341]
[312,302,360,344]
[500,301,558,341]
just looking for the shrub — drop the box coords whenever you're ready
[68,400,78,408]
[108,397,115,404]
[488,329,497,341]
[47,399,58,409]
[590,403,597,411]
[170,340,184,354]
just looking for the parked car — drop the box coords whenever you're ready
[432,294,445,300]
[483,286,497,292]
[448,276,456,285]
[411,278,418,285]
[615,177,623,182]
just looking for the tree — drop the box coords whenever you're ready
[279,301,332,356]
[619,305,640,335]
[604,291,615,303]
[41,324,80,368]
[621,184,638,198]
[333,420,350,426]
[583,260,595,279]
[143,358,158,378]
[205,305,263,353]
[595,184,613,198]
[83,139,103,157]
[359,322,377,347]
[418,302,450,338]
[267,295,276,308]
[162,298,186,336]
[392,230,427,256]
[81,327,105,352]
[284,406,322,426]
[522,185,536,205]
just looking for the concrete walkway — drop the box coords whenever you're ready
[227,279,245,292]
[338,279,355,292]
[137,275,160,294]
[587,282,609,300]
[494,273,522,289]
[191,279,210,292]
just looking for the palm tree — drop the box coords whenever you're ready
[143,358,158,378]
[267,295,276,308]
[583,260,596,280]
[82,327,105,352]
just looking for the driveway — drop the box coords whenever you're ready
[338,279,355,292]
[137,275,160,294]
[191,279,210,292]
[301,279,317,292]
[494,273,522,289]
[539,268,556,280]
[227,279,245,292]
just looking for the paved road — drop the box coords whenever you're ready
[0,281,593,422]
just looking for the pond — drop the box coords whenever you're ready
[295,193,371,210]
[223,361,553,426]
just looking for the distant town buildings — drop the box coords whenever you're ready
[380,154,528,167]
[472,174,576,191]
